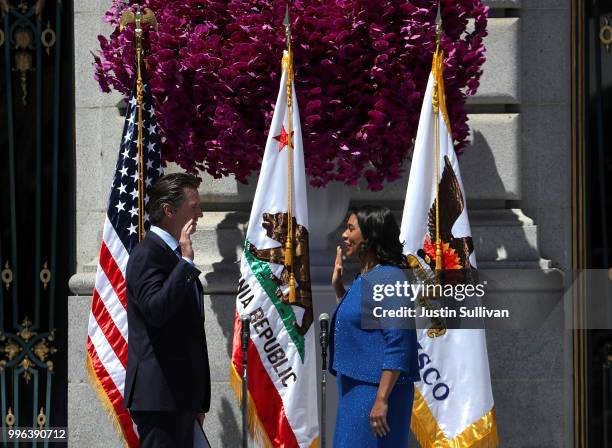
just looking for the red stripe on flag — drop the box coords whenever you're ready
[87,337,140,448]
[232,312,299,448]
[91,288,128,367]
[99,240,127,309]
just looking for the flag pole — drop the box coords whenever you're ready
[120,4,158,241]
[283,5,297,303]
[134,5,146,241]
[433,3,443,273]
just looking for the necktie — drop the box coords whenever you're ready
[175,245,202,313]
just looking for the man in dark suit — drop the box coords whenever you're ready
[124,173,210,447]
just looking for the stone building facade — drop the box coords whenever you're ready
[68,1,572,446]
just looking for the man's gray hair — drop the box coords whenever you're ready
[147,173,201,225]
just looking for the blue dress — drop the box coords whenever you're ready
[329,265,420,448]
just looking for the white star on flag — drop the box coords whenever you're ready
[127,223,138,235]
[115,200,125,212]
[117,183,127,195]
[123,130,133,145]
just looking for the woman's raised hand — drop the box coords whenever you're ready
[332,246,346,301]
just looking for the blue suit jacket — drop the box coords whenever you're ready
[329,264,420,384]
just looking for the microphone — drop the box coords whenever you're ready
[239,313,250,448]
[319,313,330,448]
[240,313,250,352]
[319,313,329,364]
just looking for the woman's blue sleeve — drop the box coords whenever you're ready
[381,328,415,372]
[378,266,417,372]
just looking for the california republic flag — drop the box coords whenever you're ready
[400,47,499,447]
[230,50,319,448]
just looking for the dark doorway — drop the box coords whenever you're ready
[0,0,74,440]
[584,0,612,445]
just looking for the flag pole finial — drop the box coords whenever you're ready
[283,4,291,47]
[435,1,443,44]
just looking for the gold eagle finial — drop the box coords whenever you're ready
[119,7,158,33]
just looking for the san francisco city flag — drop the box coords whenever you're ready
[400,47,499,447]
[230,50,319,448]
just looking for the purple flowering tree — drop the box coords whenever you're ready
[94,0,488,190]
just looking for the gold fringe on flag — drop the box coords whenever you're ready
[85,354,132,448]
[411,388,499,448]
[229,363,320,448]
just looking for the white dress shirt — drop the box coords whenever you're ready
[150,225,194,264]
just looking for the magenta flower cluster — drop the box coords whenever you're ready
[94,0,488,191]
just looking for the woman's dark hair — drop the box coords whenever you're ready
[349,205,406,268]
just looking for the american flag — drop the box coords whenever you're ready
[86,53,163,448]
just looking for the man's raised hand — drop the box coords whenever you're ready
[179,218,195,261]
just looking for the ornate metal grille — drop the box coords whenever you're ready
[0,0,73,444]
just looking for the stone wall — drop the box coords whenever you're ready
[68,1,571,446]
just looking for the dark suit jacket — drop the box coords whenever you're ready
[124,231,211,412]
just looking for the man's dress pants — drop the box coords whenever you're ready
[131,410,196,448]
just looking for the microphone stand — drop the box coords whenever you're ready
[241,315,250,448]
[320,318,329,448]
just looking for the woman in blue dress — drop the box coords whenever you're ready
[330,205,420,447]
